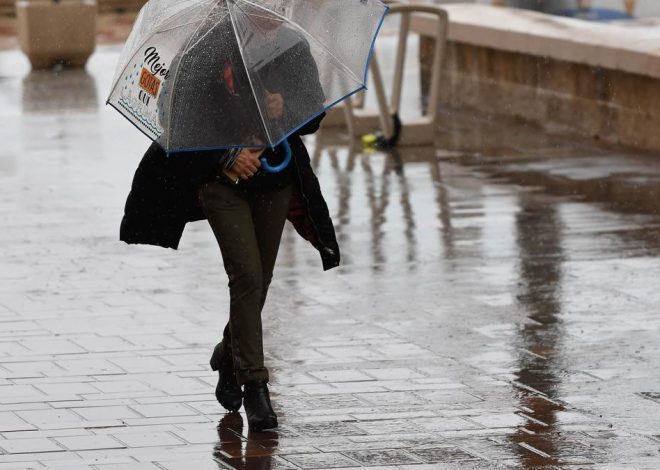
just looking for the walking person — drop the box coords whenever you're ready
[108,0,385,433]
[119,16,340,431]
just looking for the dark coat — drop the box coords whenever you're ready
[119,115,340,271]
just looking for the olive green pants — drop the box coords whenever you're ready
[200,180,293,385]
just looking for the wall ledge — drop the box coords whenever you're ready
[415,4,660,80]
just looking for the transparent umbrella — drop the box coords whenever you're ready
[107,0,388,170]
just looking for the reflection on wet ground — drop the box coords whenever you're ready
[21,69,98,113]
[214,414,280,469]
[1,47,660,468]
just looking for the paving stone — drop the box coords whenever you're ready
[170,429,219,445]
[282,452,360,469]
[50,399,133,410]
[139,377,209,396]
[53,434,126,451]
[308,369,374,383]
[121,415,211,427]
[0,384,44,402]
[407,445,484,464]
[39,463,98,470]
[33,383,101,396]
[90,381,153,394]
[16,409,86,429]
[55,359,125,376]
[360,368,426,380]
[20,339,86,356]
[70,336,136,353]
[108,357,176,374]
[354,391,428,406]
[350,410,438,421]
[155,459,223,470]
[128,403,198,418]
[352,419,423,435]
[316,439,409,452]
[290,421,367,438]
[0,412,36,432]
[342,448,421,465]
[326,382,387,393]
[111,431,186,448]
[71,406,142,421]
[0,437,64,454]
[92,464,159,470]
[306,395,369,409]
[467,413,528,429]
[291,414,357,424]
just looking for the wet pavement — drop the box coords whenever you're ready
[2,43,660,469]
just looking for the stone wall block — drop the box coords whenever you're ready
[617,109,660,150]
[537,60,575,97]
[609,72,658,116]
[439,39,660,154]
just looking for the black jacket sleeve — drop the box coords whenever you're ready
[296,112,326,136]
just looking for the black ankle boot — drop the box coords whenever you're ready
[243,381,278,431]
[209,343,242,412]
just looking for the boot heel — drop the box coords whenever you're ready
[210,343,242,412]
[210,343,222,371]
[243,381,278,431]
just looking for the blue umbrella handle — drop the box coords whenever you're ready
[260,139,292,173]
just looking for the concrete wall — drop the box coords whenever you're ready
[418,4,660,153]
[442,43,659,151]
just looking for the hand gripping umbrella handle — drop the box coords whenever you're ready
[260,139,292,173]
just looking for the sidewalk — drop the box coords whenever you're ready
[1,44,660,469]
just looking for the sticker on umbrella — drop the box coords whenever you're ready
[113,45,176,140]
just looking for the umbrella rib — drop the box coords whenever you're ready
[227,0,273,145]
[239,0,364,86]
[146,0,201,28]
[183,11,231,54]
[147,2,203,33]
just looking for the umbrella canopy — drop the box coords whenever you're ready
[107,0,388,153]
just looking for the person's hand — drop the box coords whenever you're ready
[265,92,284,120]
[230,147,264,180]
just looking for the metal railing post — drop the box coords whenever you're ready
[336,3,448,146]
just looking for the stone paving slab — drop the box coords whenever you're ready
[1,43,660,469]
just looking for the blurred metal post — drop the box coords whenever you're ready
[341,3,448,146]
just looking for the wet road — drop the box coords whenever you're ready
[1,46,660,469]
